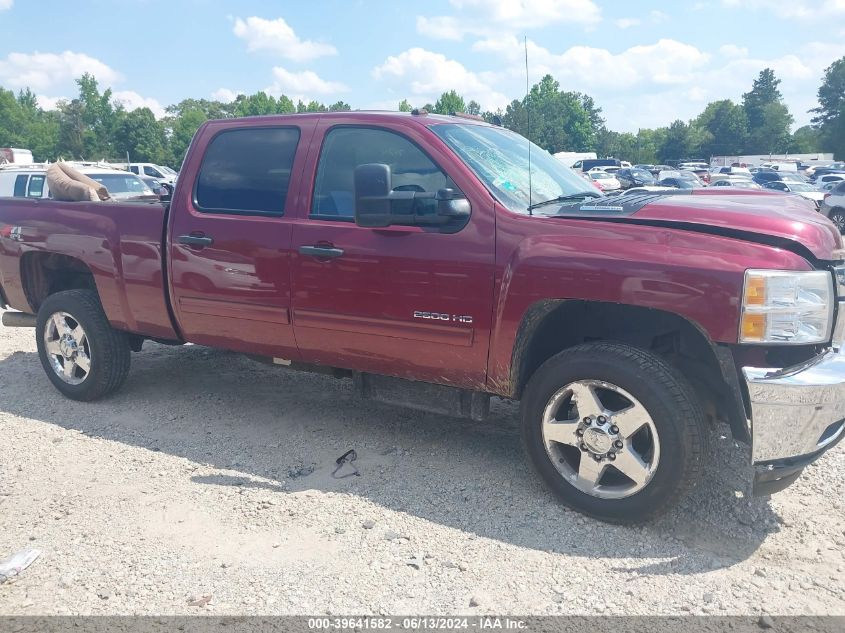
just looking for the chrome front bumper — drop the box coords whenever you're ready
[743,348,845,465]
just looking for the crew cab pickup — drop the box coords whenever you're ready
[2,112,844,523]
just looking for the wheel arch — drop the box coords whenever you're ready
[20,251,99,313]
[510,299,749,442]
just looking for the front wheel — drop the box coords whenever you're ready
[521,342,706,523]
[36,290,131,401]
[829,208,845,234]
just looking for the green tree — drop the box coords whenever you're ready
[790,125,821,153]
[0,88,25,149]
[168,108,207,167]
[695,99,748,157]
[811,56,845,157]
[467,100,481,116]
[742,68,793,153]
[433,90,466,115]
[659,120,692,161]
[276,95,296,114]
[398,99,412,112]
[502,75,597,153]
[114,108,166,163]
[232,92,277,117]
[57,99,87,159]
[328,101,351,112]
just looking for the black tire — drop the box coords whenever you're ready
[36,289,131,401]
[521,342,705,524]
[829,208,845,234]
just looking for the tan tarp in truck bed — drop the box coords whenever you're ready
[46,163,111,202]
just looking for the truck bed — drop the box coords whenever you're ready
[0,198,179,340]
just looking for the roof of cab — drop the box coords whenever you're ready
[203,110,494,128]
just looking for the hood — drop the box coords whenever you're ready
[555,189,842,261]
[635,190,841,260]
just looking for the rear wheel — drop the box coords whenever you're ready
[521,342,705,523]
[36,290,131,401]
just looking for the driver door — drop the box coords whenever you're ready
[289,121,495,389]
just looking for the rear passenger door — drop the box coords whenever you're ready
[169,121,315,358]
[289,121,496,390]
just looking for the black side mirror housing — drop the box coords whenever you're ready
[354,163,470,232]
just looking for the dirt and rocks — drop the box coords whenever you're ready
[0,310,843,615]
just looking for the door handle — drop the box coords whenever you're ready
[299,245,344,259]
[178,235,214,247]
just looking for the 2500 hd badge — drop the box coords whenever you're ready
[413,311,473,324]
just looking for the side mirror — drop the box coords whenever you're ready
[354,164,470,232]
[354,163,395,228]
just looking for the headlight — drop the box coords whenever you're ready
[740,270,833,344]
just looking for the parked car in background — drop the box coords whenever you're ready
[633,164,655,173]
[659,170,704,187]
[616,168,657,189]
[817,173,845,187]
[710,177,762,190]
[588,171,622,192]
[139,176,173,201]
[116,162,178,185]
[0,164,159,201]
[753,170,807,187]
[572,158,621,172]
[658,177,703,189]
[691,168,711,185]
[810,168,845,183]
[762,181,826,208]
[820,180,845,232]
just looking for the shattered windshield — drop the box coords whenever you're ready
[431,123,600,214]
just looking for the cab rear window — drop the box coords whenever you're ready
[195,127,300,216]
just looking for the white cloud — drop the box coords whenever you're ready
[233,16,337,62]
[0,51,121,91]
[211,88,242,103]
[0,0,13,10]
[615,10,666,29]
[417,0,601,40]
[474,36,710,88]
[372,47,508,110]
[469,36,845,131]
[720,0,845,19]
[35,94,66,111]
[266,66,347,101]
[111,90,166,119]
[719,44,748,59]
[615,18,640,29]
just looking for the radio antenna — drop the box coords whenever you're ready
[525,35,533,215]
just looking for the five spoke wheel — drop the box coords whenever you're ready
[541,379,660,499]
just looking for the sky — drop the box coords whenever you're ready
[1,0,844,132]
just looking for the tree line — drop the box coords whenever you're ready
[1,58,843,168]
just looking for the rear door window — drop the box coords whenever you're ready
[12,175,28,197]
[195,127,301,216]
[311,126,455,220]
[143,166,162,178]
[27,175,44,197]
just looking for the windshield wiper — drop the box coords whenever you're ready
[527,191,602,212]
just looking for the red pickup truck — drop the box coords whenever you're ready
[2,112,844,523]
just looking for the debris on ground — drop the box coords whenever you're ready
[0,548,41,584]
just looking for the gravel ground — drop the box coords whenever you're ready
[0,308,844,616]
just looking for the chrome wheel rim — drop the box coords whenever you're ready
[832,213,845,233]
[43,312,91,385]
[541,380,661,500]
